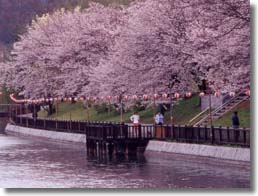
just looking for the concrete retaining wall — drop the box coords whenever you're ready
[0,118,8,133]
[146,140,250,162]
[5,124,86,144]
[4,124,250,162]
[201,95,224,110]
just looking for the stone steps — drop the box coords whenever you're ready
[196,94,249,126]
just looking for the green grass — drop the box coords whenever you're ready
[212,101,250,128]
[0,86,12,104]
[25,94,253,128]
[164,96,202,125]
[39,95,202,125]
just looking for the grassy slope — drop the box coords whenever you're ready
[39,97,250,127]
[0,87,12,104]
[39,95,202,125]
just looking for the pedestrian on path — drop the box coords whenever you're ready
[232,111,240,142]
[232,111,240,128]
[130,112,140,136]
[155,112,164,125]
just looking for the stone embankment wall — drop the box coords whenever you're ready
[5,124,86,144]
[145,140,250,162]
[0,118,8,133]
[5,124,250,162]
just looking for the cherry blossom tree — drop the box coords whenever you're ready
[91,0,250,97]
[88,0,198,99]
[6,3,125,99]
[3,0,250,103]
[186,0,250,93]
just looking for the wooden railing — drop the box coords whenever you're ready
[10,115,250,148]
[0,104,25,118]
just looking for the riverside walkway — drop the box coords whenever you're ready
[1,104,250,155]
[11,116,250,155]
[0,104,11,117]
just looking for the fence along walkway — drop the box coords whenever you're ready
[11,116,250,148]
[0,104,23,118]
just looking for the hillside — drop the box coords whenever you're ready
[39,95,202,125]
[38,97,250,128]
[0,0,133,45]
[212,101,250,128]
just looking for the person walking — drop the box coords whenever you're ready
[232,111,240,128]
[154,112,164,138]
[232,111,240,142]
[130,112,140,137]
[155,112,164,125]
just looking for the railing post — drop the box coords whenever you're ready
[104,125,108,140]
[243,127,247,146]
[166,124,169,139]
[234,127,240,144]
[33,116,36,127]
[120,122,124,139]
[20,105,22,124]
[219,126,222,144]
[227,126,230,143]
[43,118,46,129]
[67,120,69,132]
[101,124,105,140]
[211,126,215,144]
[204,125,208,141]
[125,124,128,139]
[184,125,188,142]
[197,125,200,142]
[159,125,163,139]
[8,105,11,121]
[55,119,58,131]
[191,125,194,142]
[142,125,145,138]
[15,105,18,117]
[138,124,142,139]
[163,125,166,139]
[171,124,174,140]
[178,125,181,141]
[111,124,114,139]
[154,124,157,139]
[89,125,91,140]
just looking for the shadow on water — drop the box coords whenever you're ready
[86,153,147,166]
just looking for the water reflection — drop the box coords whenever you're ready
[0,134,250,188]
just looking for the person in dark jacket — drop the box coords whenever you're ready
[232,111,240,142]
[232,111,240,128]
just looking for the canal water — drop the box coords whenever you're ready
[0,133,250,189]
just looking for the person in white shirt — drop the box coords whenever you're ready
[155,112,164,125]
[130,112,140,136]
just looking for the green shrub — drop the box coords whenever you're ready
[95,103,108,114]
[133,101,146,112]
